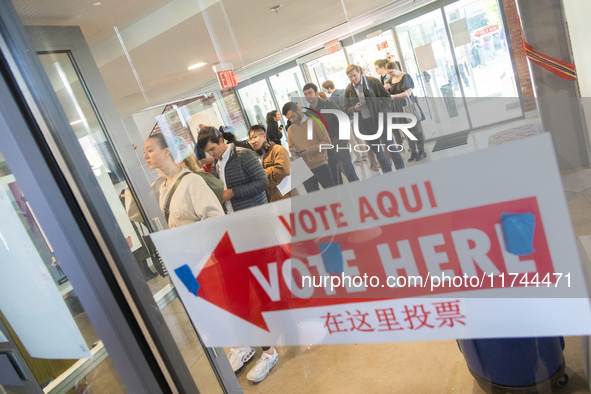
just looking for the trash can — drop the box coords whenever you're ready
[440,83,458,118]
[457,337,568,393]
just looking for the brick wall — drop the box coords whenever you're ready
[503,0,537,113]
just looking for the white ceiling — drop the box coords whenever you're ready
[13,0,430,117]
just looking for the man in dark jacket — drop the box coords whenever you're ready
[321,80,345,108]
[198,127,268,213]
[303,83,359,185]
[343,64,405,171]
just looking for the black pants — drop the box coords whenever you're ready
[303,163,335,193]
[328,148,359,184]
[359,117,405,171]
[406,122,425,156]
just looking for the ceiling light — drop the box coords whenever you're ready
[188,62,206,70]
[93,2,101,5]
[70,119,84,125]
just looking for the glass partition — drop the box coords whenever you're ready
[347,30,398,77]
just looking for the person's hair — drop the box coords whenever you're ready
[318,92,328,99]
[147,133,202,171]
[266,110,278,125]
[223,132,237,143]
[386,61,399,70]
[282,101,298,117]
[374,59,388,68]
[346,64,362,75]
[302,83,318,93]
[183,153,203,172]
[321,80,335,90]
[249,124,266,137]
[197,126,222,150]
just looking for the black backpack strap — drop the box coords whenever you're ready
[163,172,191,224]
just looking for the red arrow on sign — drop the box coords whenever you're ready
[184,197,553,332]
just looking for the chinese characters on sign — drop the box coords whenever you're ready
[321,300,466,334]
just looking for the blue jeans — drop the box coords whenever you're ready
[303,164,335,193]
[328,148,359,185]
[359,117,404,171]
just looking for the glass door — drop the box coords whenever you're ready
[237,79,276,128]
[305,50,349,93]
[346,30,399,78]
[396,9,471,139]
[0,151,127,393]
[23,25,232,394]
[444,0,523,127]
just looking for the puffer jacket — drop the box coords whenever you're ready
[211,144,268,212]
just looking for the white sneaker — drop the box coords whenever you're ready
[228,346,255,372]
[247,348,278,383]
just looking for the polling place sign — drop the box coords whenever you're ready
[151,134,591,347]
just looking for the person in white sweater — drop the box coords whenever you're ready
[127,133,224,227]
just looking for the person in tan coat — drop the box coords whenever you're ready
[248,125,293,202]
[282,102,335,193]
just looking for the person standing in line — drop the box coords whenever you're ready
[303,83,359,185]
[343,64,405,171]
[197,127,268,213]
[265,110,284,146]
[385,61,426,162]
[377,59,405,149]
[248,124,292,202]
[127,132,224,227]
[322,80,371,167]
[282,102,335,193]
[374,59,390,85]
[198,127,277,382]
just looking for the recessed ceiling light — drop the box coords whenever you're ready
[188,62,206,70]
[70,119,84,125]
[93,2,101,5]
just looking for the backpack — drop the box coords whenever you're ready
[192,171,224,205]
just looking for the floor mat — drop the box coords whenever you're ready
[432,133,469,152]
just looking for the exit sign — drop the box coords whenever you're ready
[217,70,237,90]
[325,40,342,55]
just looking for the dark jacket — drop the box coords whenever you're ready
[211,144,268,212]
[329,88,345,108]
[343,76,392,120]
[306,98,341,140]
[266,120,283,145]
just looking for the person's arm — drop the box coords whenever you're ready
[231,150,269,199]
[200,158,214,165]
[188,176,225,220]
[265,146,291,189]
[343,87,356,117]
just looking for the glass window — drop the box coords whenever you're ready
[305,50,349,92]
[396,10,471,139]
[269,66,306,115]
[237,80,276,128]
[347,30,399,78]
[444,0,523,127]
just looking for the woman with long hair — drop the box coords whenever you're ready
[265,110,283,146]
[127,132,224,227]
[384,61,427,162]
